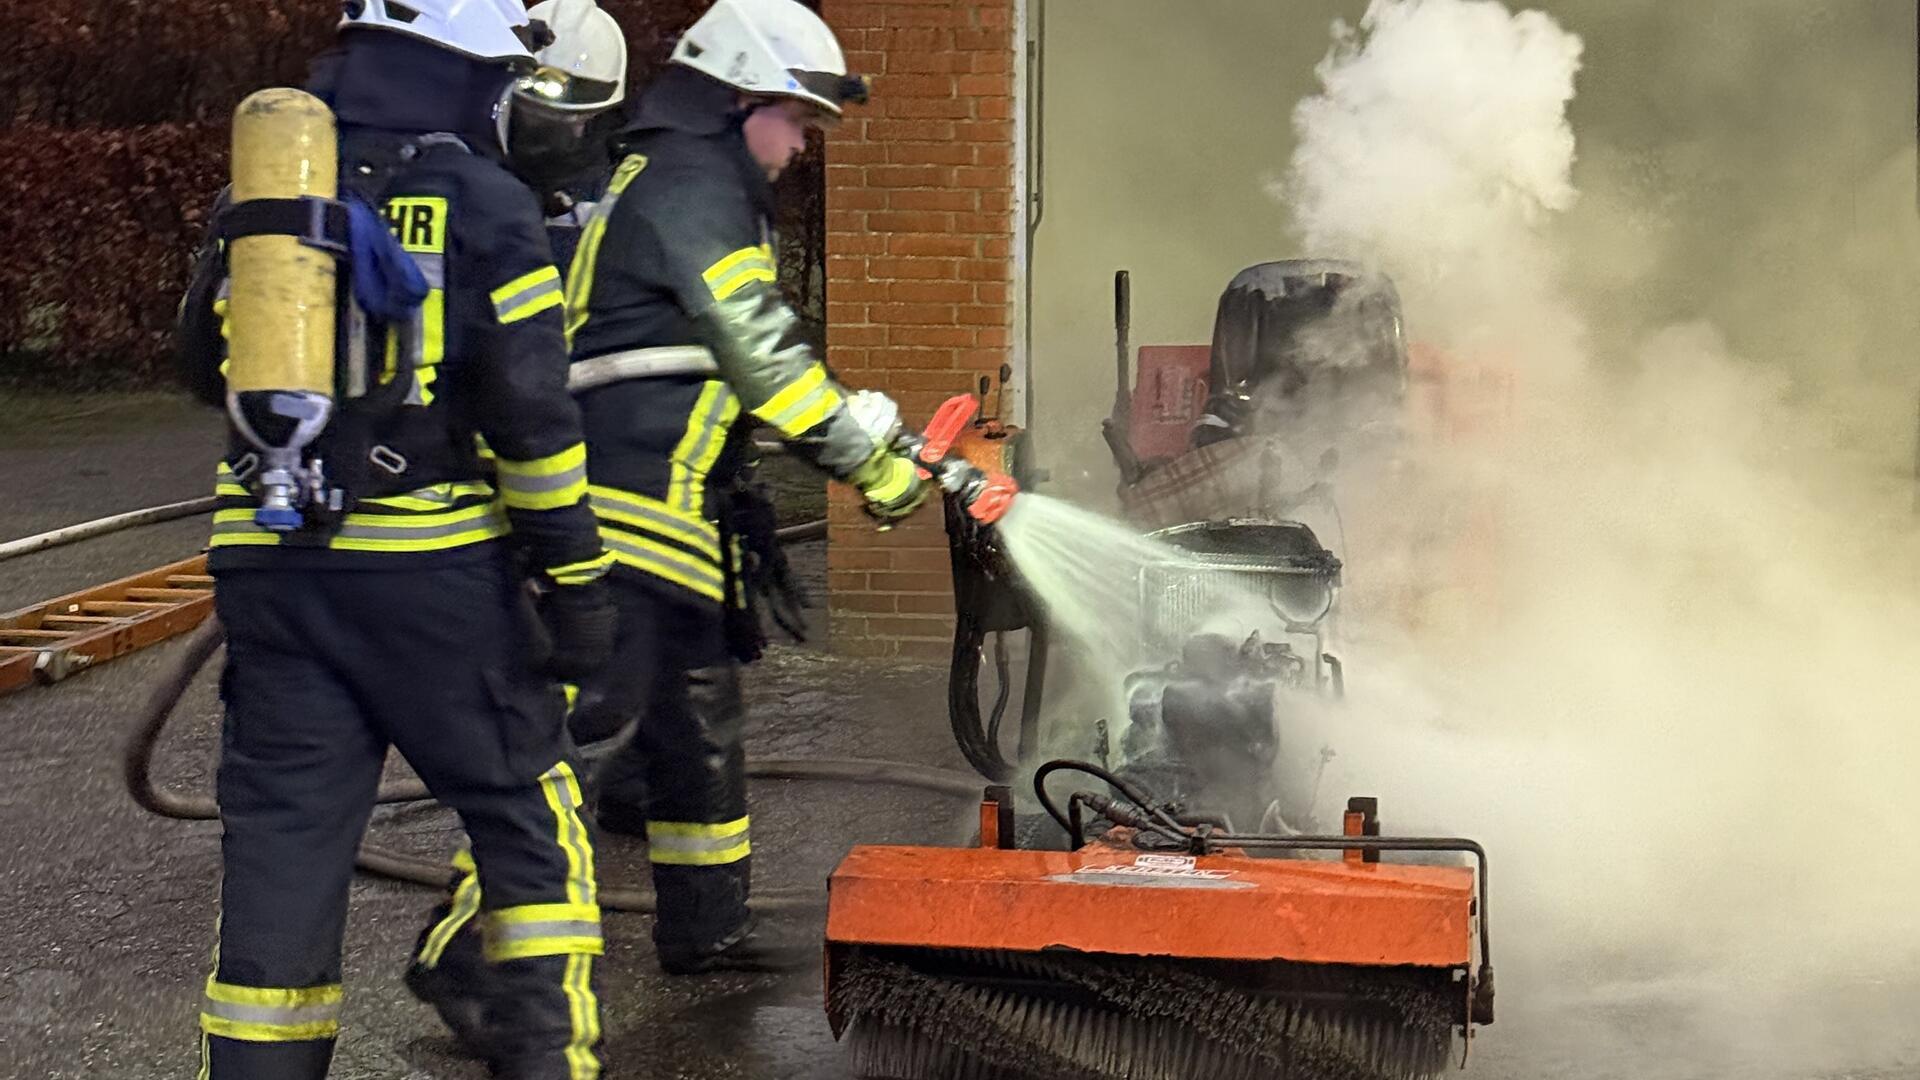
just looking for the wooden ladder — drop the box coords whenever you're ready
[0,555,215,694]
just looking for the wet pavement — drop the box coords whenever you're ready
[0,396,1915,1079]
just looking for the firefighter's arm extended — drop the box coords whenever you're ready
[456,172,615,676]
[645,179,927,523]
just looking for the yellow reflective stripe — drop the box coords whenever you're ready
[200,979,342,1043]
[497,443,589,511]
[209,504,510,552]
[494,266,565,324]
[751,365,843,438]
[207,532,281,547]
[703,244,778,301]
[416,865,483,968]
[755,364,824,418]
[600,529,725,603]
[539,762,597,907]
[588,485,721,562]
[329,524,506,553]
[361,481,498,512]
[483,902,604,962]
[710,265,777,300]
[565,154,650,347]
[504,289,564,323]
[701,244,775,286]
[564,952,601,1079]
[419,289,446,403]
[547,550,614,586]
[646,817,750,839]
[213,463,250,498]
[498,443,588,478]
[667,382,740,513]
[646,816,751,866]
[786,390,842,435]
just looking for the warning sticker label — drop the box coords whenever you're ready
[1055,854,1250,890]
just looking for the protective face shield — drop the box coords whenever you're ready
[495,0,629,195]
[339,0,537,61]
[669,0,871,117]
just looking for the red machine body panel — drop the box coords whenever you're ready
[1127,344,1212,462]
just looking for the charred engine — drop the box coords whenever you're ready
[1102,518,1343,833]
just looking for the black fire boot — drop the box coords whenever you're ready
[483,954,603,1080]
[404,916,496,1059]
[656,916,817,976]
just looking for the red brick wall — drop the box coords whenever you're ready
[819,0,1018,660]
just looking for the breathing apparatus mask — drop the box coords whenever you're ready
[494,2,628,198]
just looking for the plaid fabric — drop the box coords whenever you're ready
[1118,435,1297,531]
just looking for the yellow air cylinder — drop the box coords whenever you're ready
[226,88,338,396]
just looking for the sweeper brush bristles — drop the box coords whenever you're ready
[831,947,1458,1080]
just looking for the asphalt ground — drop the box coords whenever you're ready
[0,393,1913,1079]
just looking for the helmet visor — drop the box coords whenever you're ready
[513,63,622,111]
[790,69,870,110]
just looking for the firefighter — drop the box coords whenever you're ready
[176,2,626,1076]
[557,0,929,973]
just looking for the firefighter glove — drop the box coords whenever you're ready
[536,579,618,681]
[850,451,929,526]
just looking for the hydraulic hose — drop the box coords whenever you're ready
[0,496,219,564]
[0,498,821,567]
[127,613,977,916]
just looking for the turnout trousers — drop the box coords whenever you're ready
[201,553,602,1080]
[571,575,753,959]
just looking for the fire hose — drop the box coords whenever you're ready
[0,496,220,563]
[9,497,984,915]
[124,613,983,914]
[28,391,1022,912]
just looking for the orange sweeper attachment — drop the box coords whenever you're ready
[825,766,1493,1080]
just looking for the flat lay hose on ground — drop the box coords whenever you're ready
[125,616,982,913]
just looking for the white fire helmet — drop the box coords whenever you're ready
[669,0,871,117]
[524,0,629,112]
[339,0,538,62]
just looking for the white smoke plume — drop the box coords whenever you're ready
[1284,0,1585,374]
[1273,0,1920,1073]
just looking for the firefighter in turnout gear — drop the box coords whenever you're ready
[175,2,627,1076]
[560,0,929,974]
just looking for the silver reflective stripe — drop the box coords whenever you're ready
[489,919,602,945]
[500,465,586,497]
[589,489,719,554]
[675,388,736,512]
[211,512,497,541]
[398,310,428,406]
[334,514,498,542]
[413,253,446,290]
[201,998,341,1027]
[763,384,835,433]
[601,532,725,592]
[568,347,719,393]
[538,764,596,905]
[648,830,751,856]
[495,274,561,318]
